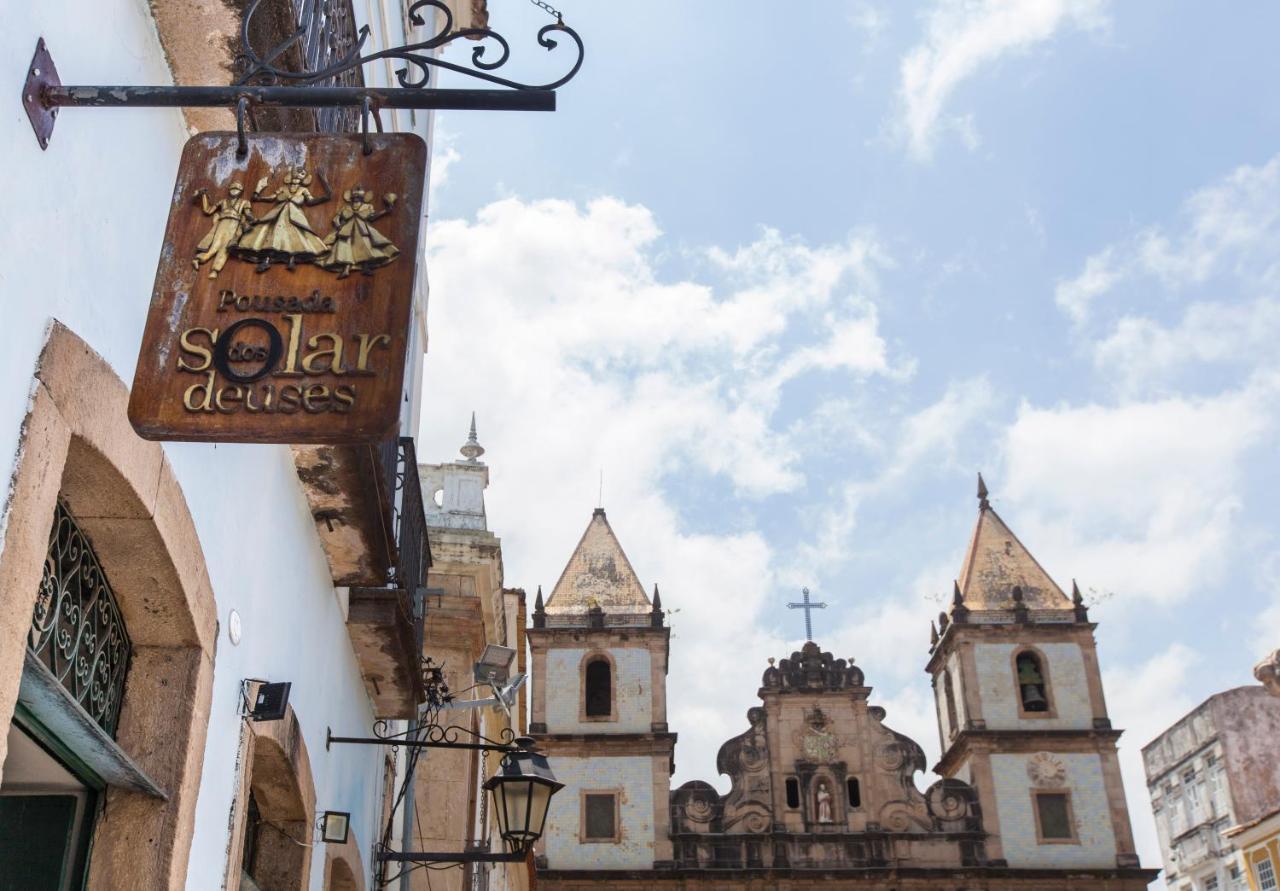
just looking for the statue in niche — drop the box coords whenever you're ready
[192,183,253,279]
[235,167,332,272]
[815,780,834,824]
[319,186,400,278]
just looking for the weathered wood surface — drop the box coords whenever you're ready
[129,132,426,443]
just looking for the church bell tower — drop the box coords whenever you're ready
[527,509,675,870]
[926,475,1140,869]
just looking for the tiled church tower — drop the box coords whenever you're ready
[528,509,675,869]
[926,475,1140,869]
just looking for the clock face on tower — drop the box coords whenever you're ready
[1027,752,1067,787]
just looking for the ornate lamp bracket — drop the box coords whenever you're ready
[22,0,584,150]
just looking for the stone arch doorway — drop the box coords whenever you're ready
[0,322,218,889]
[227,699,318,891]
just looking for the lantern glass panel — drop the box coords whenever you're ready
[527,780,554,839]
[499,779,534,842]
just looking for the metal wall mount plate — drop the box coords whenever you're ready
[23,38,62,150]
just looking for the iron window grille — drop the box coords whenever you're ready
[28,500,132,737]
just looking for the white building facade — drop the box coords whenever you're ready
[0,1,486,888]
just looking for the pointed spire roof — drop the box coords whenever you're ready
[545,509,652,618]
[956,474,1072,611]
[460,412,485,463]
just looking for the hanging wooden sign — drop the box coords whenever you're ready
[128,132,427,443]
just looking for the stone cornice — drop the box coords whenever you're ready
[935,727,1124,775]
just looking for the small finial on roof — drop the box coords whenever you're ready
[953,580,965,607]
[532,584,546,628]
[1071,579,1090,621]
[977,472,990,510]
[930,620,939,647]
[652,584,662,610]
[460,412,485,462]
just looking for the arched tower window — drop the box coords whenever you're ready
[1015,651,1051,714]
[943,669,959,737]
[584,657,612,718]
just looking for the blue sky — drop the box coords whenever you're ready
[416,3,1280,882]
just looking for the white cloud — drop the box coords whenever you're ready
[1055,248,1119,325]
[1104,644,1202,888]
[427,124,460,193]
[1252,551,1280,657]
[1094,298,1280,392]
[1056,154,1280,326]
[421,196,908,788]
[897,0,1110,159]
[1000,379,1277,604]
[780,376,997,588]
[849,2,890,44]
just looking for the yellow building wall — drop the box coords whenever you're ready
[1244,834,1280,891]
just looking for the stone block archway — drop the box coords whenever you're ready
[0,320,218,888]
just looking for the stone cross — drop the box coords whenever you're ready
[787,587,827,642]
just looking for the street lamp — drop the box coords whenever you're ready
[485,741,564,855]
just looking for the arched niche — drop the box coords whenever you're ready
[0,321,218,888]
[323,833,366,891]
[225,699,318,891]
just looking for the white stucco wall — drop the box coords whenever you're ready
[542,755,656,869]
[975,642,1092,729]
[991,752,1117,868]
[545,647,653,733]
[1,3,431,888]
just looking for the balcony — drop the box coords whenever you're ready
[294,437,429,717]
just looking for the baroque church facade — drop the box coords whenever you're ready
[528,482,1158,889]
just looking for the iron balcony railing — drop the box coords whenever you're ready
[378,436,430,652]
[242,0,365,134]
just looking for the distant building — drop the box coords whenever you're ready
[1142,687,1280,891]
[1225,806,1280,891]
[526,478,1158,889]
[412,416,529,891]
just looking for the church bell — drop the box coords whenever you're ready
[1020,683,1048,711]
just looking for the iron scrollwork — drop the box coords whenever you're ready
[235,0,584,92]
[29,500,132,736]
[370,717,516,749]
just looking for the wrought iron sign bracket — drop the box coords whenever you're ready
[325,729,516,753]
[22,0,583,150]
[378,850,525,864]
[324,722,523,754]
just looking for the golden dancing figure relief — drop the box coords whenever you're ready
[319,187,400,278]
[234,167,332,272]
[192,183,254,279]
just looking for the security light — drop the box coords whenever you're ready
[249,681,291,722]
[320,810,350,845]
[473,644,516,686]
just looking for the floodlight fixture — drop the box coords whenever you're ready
[473,644,516,687]
[248,681,291,722]
[319,810,351,844]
